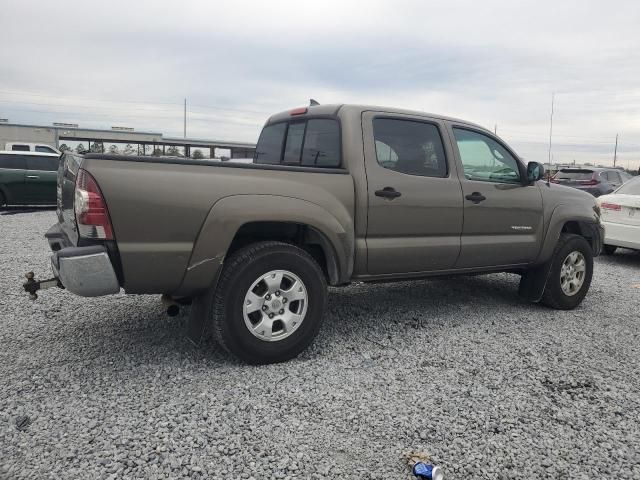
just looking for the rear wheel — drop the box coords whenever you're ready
[0,191,5,207]
[208,241,327,364]
[541,234,593,310]
[603,244,617,255]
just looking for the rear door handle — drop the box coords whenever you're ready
[375,187,402,199]
[465,192,486,204]
[26,175,40,179]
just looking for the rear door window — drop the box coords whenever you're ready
[607,171,622,183]
[254,123,287,164]
[0,154,27,169]
[373,118,447,177]
[26,155,59,171]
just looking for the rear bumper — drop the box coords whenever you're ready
[602,221,640,250]
[46,224,120,297]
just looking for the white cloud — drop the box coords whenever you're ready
[1,0,639,168]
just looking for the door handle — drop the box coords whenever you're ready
[375,187,402,199]
[26,175,40,179]
[465,192,486,204]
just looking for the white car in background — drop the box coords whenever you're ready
[5,142,61,155]
[597,176,640,254]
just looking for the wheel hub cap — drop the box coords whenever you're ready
[243,270,308,342]
[560,251,586,296]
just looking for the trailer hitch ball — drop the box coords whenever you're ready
[23,272,62,300]
[23,272,38,300]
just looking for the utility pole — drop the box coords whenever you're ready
[494,124,497,135]
[183,98,187,139]
[613,133,618,167]
[548,93,555,166]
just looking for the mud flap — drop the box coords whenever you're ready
[186,292,212,346]
[518,262,553,303]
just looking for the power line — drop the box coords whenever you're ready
[0,105,263,126]
[0,89,272,115]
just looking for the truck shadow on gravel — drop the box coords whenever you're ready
[0,206,56,215]
[596,249,640,267]
[49,273,534,366]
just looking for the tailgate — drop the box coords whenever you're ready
[55,152,83,246]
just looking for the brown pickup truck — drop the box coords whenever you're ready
[29,103,604,364]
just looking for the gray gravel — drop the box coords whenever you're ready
[1,209,639,480]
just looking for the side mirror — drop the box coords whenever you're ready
[526,161,545,183]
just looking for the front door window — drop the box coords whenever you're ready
[453,128,521,184]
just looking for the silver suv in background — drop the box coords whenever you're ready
[551,167,633,197]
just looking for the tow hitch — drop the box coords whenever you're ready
[23,272,63,300]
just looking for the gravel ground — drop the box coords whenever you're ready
[1,209,639,480]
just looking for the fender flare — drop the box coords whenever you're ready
[176,194,354,295]
[536,203,601,264]
[520,204,601,302]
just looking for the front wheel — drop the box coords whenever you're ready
[208,241,327,364]
[541,234,594,310]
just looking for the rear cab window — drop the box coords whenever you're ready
[255,118,341,168]
[255,123,287,165]
[11,145,30,151]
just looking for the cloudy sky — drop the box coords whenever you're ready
[2,0,640,168]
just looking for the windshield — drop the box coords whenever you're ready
[553,169,593,180]
[615,176,640,195]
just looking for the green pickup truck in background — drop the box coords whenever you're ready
[0,151,59,206]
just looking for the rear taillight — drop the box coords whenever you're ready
[601,202,621,211]
[74,169,113,240]
[579,176,599,186]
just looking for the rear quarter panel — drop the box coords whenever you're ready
[83,159,355,294]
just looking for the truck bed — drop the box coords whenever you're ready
[57,154,356,294]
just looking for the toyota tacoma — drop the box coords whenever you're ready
[27,103,604,364]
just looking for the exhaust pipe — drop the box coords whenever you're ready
[161,294,180,317]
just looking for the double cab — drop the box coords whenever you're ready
[31,104,603,364]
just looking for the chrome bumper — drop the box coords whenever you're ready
[51,245,120,297]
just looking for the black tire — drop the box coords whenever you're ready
[0,191,5,207]
[541,234,593,310]
[603,244,617,255]
[209,241,327,364]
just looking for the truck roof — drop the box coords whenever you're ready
[267,103,491,134]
